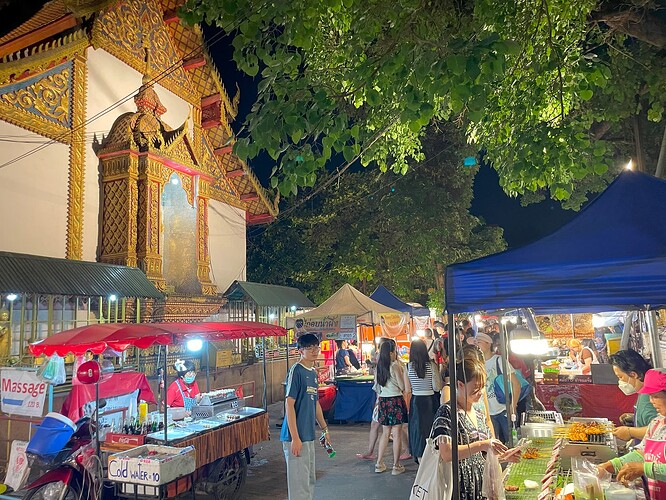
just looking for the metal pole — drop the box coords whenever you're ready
[95,382,100,458]
[163,344,168,442]
[647,310,662,368]
[447,312,459,499]
[262,337,267,409]
[500,321,514,447]
[206,341,210,393]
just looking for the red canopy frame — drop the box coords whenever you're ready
[29,321,287,357]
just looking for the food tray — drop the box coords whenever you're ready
[505,437,557,500]
[523,410,564,425]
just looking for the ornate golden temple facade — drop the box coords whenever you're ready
[0,0,278,321]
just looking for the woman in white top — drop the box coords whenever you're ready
[374,340,408,475]
[404,339,442,461]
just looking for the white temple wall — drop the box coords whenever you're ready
[208,200,246,291]
[0,121,69,257]
[84,47,192,261]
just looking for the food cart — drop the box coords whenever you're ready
[29,321,286,499]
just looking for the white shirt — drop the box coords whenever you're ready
[484,354,514,416]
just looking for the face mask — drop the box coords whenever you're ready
[618,380,637,395]
[184,374,196,384]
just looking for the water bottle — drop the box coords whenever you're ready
[319,431,335,458]
[511,413,518,444]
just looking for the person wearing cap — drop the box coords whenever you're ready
[567,338,598,375]
[166,359,201,411]
[476,332,520,445]
[599,368,666,498]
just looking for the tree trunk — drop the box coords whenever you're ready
[591,8,666,49]
[655,124,666,179]
[632,115,646,172]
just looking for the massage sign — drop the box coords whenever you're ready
[0,368,47,417]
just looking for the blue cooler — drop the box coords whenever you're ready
[27,412,76,457]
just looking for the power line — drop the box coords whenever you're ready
[0,8,258,171]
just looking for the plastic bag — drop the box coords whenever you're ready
[572,458,607,500]
[37,354,66,385]
[482,445,506,500]
[410,435,453,500]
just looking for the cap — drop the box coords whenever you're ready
[475,333,493,345]
[638,368,666,394]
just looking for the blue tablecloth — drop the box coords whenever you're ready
[333,380,376,422]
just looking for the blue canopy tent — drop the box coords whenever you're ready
[446,171,666,314]
[443,171,666,497]
[370,285,430,316]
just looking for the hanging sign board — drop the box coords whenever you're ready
[4,440,29,491]
[0,368,47,417]
[292,315,357,340]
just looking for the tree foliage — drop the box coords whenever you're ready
[182,0,665,205]
[246,124,506,309]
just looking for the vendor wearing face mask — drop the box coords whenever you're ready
[167,359,202,411]
[609,349,657,443]
[599,368,666,498]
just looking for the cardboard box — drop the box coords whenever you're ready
[108,444,195,486]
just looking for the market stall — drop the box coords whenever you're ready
[29,321,285,499]
[444,171,666,498]
[288,283,402,422]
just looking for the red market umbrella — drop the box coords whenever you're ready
[29,321,286,357]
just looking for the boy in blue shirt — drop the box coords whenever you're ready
[281,333,331,500]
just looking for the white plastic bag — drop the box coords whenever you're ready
[482,446,506,500]
[410,435,453,500]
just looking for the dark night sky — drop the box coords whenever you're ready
[207,28,577,250]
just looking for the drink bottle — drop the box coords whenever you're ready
[319,431,335,458]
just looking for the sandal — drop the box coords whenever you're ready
[356,453,375,460]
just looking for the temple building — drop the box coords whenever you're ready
[0,0,278,330]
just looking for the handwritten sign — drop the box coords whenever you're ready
[0,369,47,417]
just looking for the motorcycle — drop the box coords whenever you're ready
[21,416,104,500]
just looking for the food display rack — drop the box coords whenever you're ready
[504,437,561,500]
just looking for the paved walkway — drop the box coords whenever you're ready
[242,402,416,500]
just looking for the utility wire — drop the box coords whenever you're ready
[0,6,262,171]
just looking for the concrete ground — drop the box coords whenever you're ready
[241,402,416,500]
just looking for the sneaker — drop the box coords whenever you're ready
[392,464,406,475]
[356,453,375,460]
[375,462,387,473]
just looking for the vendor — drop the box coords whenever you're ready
[335,340,355,375]
[609,349,657,443]
[166,359,201,411]
[567,338,598,374]
[598,368,666,499]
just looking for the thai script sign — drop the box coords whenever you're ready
[292,315,357,340]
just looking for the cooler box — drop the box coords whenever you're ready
[107,444,195,486]
[26,412,76,457]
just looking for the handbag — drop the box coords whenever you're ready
[493,357,531,405]
[410,435,453,500]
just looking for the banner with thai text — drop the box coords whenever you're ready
[291,315,358,340]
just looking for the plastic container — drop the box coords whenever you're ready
[605,334,622,355]
[138,400,148,423]
[27,412,76,457]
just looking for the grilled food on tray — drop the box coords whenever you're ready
[566,421,610,442]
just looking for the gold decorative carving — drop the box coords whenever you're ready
[65,55,87,260]
[0,29,88,83]
[92,0,198,105]
[62,0,116,19]
[1,70,70,127]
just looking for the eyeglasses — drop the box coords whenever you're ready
[301,346,321,352]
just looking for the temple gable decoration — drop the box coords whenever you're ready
[93,63,217,297]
